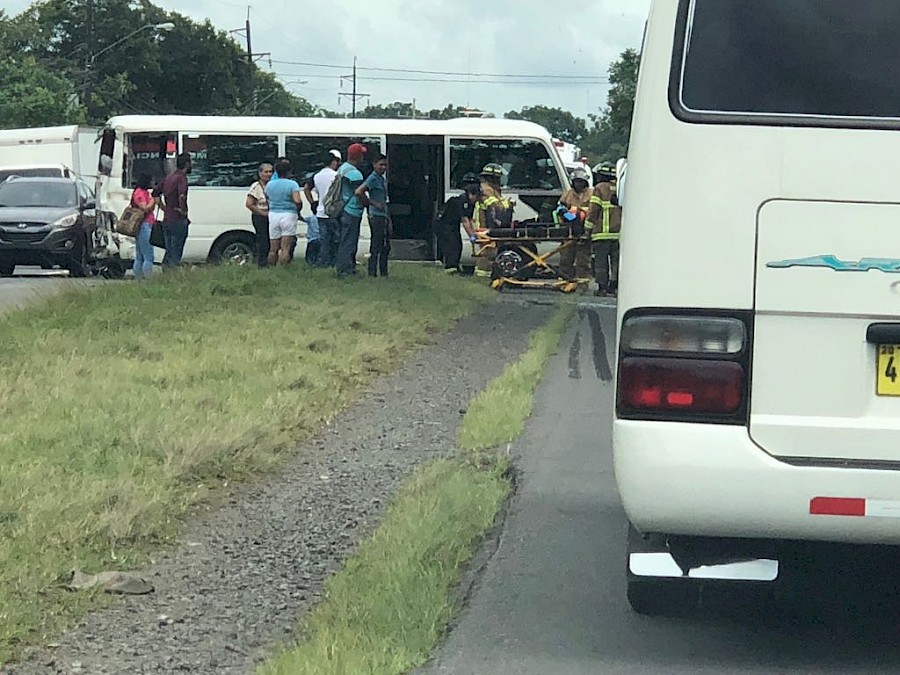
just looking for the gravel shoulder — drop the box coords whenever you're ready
[5,297,554,675]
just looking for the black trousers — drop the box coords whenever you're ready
[315,218,336,267]
[368,216,391,277]
[251,214,269,266]
[438,221,463,270]
[305,240,321,265]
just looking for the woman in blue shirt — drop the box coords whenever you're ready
[264,159,302,267]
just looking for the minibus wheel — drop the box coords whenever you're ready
[210,232,257,266]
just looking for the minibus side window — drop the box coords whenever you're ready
[449,138,562,191]
[181,134,279,187]
[284,136,381,181]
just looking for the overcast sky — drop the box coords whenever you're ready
[8,0,651,119]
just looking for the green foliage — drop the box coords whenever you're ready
[0,55,86,128]
[581,48,641,163]
[0,0,320,127]
[504,105,587,144]
[358,101,471,120]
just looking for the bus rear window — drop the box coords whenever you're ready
[677,0,900,122]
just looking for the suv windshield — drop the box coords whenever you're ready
[678,0,900,120]
[0,182,78,209]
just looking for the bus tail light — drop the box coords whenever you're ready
[617,313,751,424]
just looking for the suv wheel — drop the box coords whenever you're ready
[0,261,14,277]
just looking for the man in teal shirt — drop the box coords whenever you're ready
[356,153,391,277]
[335,143,366,278]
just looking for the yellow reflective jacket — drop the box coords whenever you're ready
[586,182,622,240]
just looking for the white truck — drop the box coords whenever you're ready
[553,138,593,187]
[0,125,101,183]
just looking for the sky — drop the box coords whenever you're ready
[7,0,651,120]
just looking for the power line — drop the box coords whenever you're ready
[269,58,607,81]
[273,72,606,86]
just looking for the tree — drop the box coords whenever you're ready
[0,0,318,127]
[359,101,418,119]
[0,56,85,128]
[426,104,469,120]
[582,48,640,163]
[504,105,587,144]
[0,10,86,127]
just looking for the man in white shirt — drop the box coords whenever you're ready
[312,149,341,268]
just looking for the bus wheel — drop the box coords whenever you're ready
[210,233,256,266]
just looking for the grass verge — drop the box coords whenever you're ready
[260,304,572,675]
[0,264,492,664]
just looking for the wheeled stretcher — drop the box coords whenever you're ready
[473,223,586,293]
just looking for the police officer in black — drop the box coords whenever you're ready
[436,173,480,274]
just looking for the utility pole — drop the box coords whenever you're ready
[229,7,270,66]
[339,56,370,118]
[83,0,94,119]
[244,6,252,63]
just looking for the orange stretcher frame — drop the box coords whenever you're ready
[472,224,587,293]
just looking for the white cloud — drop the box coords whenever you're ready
[6,0,651,118]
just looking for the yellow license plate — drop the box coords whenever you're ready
[877,345,900,396]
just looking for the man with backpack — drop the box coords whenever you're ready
[324,143,367,278]
[313,150,341,268]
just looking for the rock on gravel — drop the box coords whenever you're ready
[4,297,555,675]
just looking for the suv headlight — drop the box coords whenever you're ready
[51,214,79,228]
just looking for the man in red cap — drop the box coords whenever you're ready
[335,142,367,277]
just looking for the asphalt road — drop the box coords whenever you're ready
[0,266,100,315]
[421,304,900,675]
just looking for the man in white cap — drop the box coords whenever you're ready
[313,149,342,268]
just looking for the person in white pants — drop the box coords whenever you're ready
[264,159,302,266]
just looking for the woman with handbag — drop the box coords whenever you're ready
[131,173,158,280]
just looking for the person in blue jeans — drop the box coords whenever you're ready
[131,173,158,279]
[160,153,192,269]
[355,154,391,277]
[335,143,367,278]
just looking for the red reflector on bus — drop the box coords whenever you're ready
[810,497,866,517]
[619,358,744,416]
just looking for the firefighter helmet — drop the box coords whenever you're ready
[593,162,617,182]
[480,163,505,179]
[570,167,591,185]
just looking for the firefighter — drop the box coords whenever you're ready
[557,167,593,285]
[473,163,513,279]
[586,162,622,297]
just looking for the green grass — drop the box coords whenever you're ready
[0,264,492,664]
[260,304,571,675]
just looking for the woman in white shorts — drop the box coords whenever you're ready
[263,159,302,266]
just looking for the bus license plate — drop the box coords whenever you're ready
[877,345,900,396]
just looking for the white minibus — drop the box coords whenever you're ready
[615,0,900,614]
[96,116,568,265]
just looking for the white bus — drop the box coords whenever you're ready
[616,0,900,615]
[96,115,569,265]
